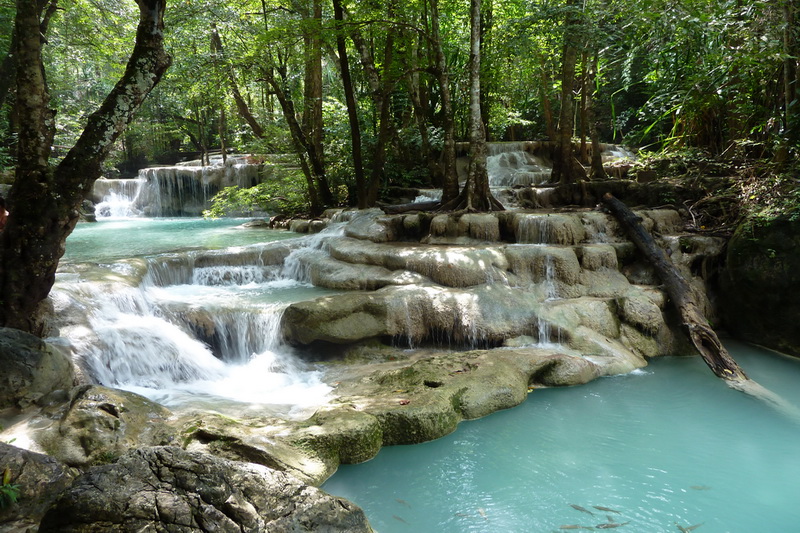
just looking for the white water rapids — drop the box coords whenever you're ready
[56,224,342,418]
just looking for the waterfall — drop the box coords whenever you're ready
[58,237,337,417]
[93,178,146,218]
[487,150,551,187]
[92,156,262,218]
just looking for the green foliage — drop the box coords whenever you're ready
[204,165,309,218]
[0,467,19,509]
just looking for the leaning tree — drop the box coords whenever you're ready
[0,0,171,334]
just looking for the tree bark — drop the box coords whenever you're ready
[302,0,333,206]
[587,53,606,179]
[552,0,583,185]
[601,193,748,382]
[578,52,589,164]
[429,0,459,204]
[441,0,502,212]
[332,0,366,208]
[0,0,58,113]
[1,0,171,333]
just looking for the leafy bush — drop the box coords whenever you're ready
[204,164,310,218]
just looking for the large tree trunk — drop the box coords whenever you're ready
[332,0,366,208]
[587,53,606,179]
[0,0,58,113]
[601,193,748,382]
[552,0,585,185]
[479,0,493,140]
[441,0,502,212]
[429,0,459,204]
[302,0,333,206]
[1,0,171,334]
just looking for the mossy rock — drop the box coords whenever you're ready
[719,215,800,356]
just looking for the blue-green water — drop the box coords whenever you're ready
[64,218,295,263]
[324,342,800,533]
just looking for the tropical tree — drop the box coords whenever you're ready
[0,0,170,333]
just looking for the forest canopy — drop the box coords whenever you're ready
[0,0,797,209]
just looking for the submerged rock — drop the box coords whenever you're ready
[38,446,373,532]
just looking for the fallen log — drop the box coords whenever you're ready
[601,192,749,383]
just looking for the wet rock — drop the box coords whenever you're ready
[343,209,396,242]
[512,212,587,244]
[617,293,664,334]
[180,413,339,486]
[37,385,177,468]
[282,284,543,348]
[0,443,76,532]
[38,446,373,533]
[327,237,509,288]
[425,213,501,244]
[0,328,76,409]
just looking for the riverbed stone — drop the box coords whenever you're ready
[0,328,76,409]
[38,446,373,533]
[180,412,338,486]
[37,385,177,468]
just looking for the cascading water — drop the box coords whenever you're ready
[486,143,552,188]
[57,224,345,418]
[92,155,262,218]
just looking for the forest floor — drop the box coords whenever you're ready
[628,147,800,235]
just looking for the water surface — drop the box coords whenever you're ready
[324,342,800,532]
[64,217,294,263]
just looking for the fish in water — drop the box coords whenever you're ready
[690,485,711,491]
[676,523,704,532]
[596,522,630,529]
[570,504,595,516]
[593,506,621,514]
[395,498,411,508]
[477,507,488,519]
[392,515,408,524]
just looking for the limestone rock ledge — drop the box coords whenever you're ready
[38,446,373,533]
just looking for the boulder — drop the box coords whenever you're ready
[38,385,177,468]
[0,443,75,532]
[282,284,543,348]
[38,446,373,532]
[0,328,75,409]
